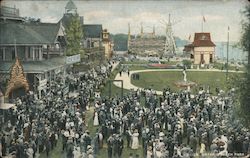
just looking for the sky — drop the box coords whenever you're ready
[2,0,249,42]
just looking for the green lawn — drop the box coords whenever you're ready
[213,62,246,71]
[128,65,148,71]
[131,71,242,94]
[121,60,178,65]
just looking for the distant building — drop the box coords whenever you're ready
[0,5,25,22]
[102,29,113,59]
[183,32,216,65]
[83,24,103,48]
[81,24,105,63]
[128,24,165,57]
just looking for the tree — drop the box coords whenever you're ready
[237,4,250,126]
[65,16,83,56]
[241,4,250,66]
[182,60,192,69]
[110,34,128,51]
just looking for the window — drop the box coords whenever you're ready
[201,35,207,40]
[27,47,32,59]
[28,47,40,60]
[87,40,91,48]
[11,48,15,60]
[34,47,40,59]
[0,48,4,60]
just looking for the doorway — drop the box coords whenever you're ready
[209,54,213,63]
[200,54,204,64]
[9,87,26,101]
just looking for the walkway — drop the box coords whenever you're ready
[113,68,244,95]
[111,61,120,72]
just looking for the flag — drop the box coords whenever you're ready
[188,34,191,40]
[203,16,206,22]
[228,26,230,31]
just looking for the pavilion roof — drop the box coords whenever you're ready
[192,32,216,47]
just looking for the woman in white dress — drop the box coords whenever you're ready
[93,110,99,126]
[131,129,139,149]
[146,146,153,158]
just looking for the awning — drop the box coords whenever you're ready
[0,57,66,74]
[0,103,16,110]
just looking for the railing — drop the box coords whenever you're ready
[0,6,20,17]
[42,48,65,55]
[83,47,105,53]
[81,47,105,63]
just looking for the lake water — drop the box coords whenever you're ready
[215,42,247,62]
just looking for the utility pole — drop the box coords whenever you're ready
[127,23,131,52]
[226,26,230,80]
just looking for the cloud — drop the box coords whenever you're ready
[84,11,113,20]
[132,12,163,23]
[1,0,246,42]
[41,16,59,23]
[186,15,224,22]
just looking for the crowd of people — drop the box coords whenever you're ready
[0,59,250,158]
[0,61,114,158]
[92,86,250,158]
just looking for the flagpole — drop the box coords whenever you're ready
[226,26,230,81]
[202,18,203,32]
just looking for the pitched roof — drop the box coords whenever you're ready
[192,32,216,47]
[83,24,102,38]
[26,22,61,43]
[65,0,77,10]
[0,22,50,45]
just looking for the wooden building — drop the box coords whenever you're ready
[0,6,67,100]
[102,29,114,59]
[184,32,216,65]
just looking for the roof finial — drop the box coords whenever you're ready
[65,0,77,14]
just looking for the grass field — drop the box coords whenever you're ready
[131,71,242,94]
[121,60,179,65]
[213,62,246,71]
